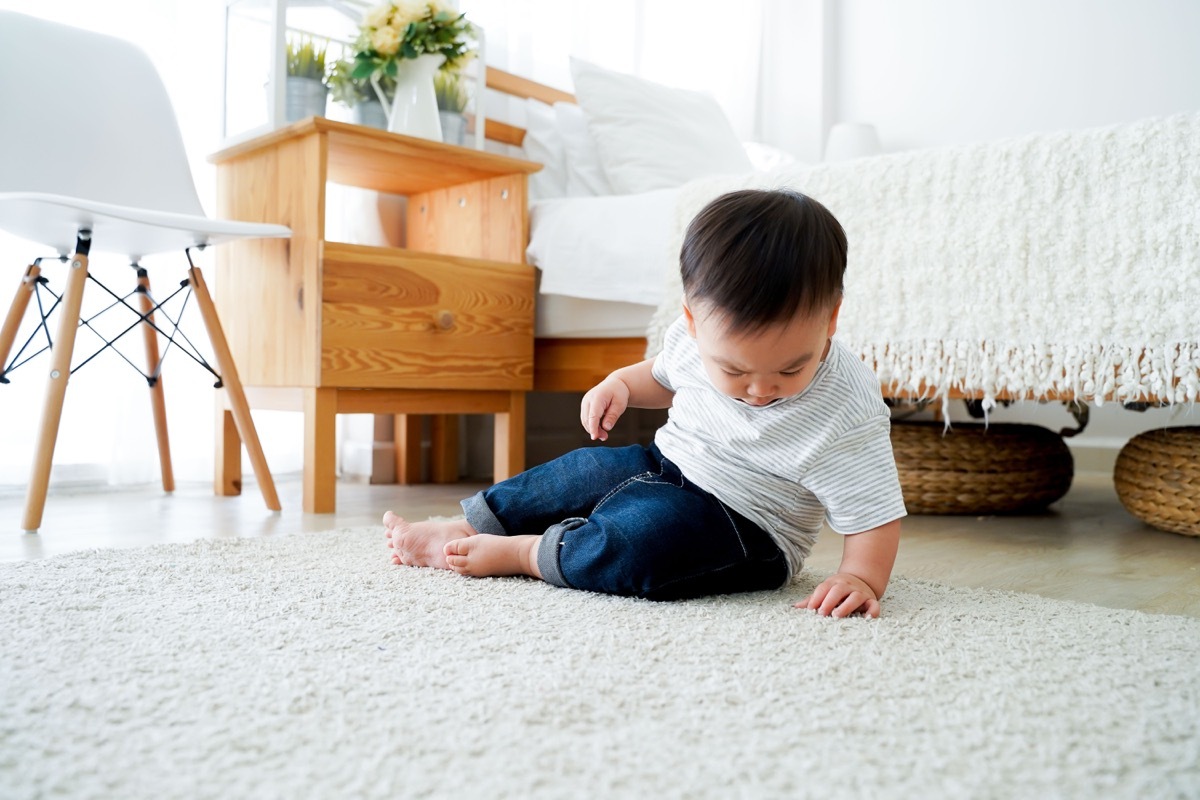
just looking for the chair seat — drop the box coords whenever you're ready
[0,192,291,260]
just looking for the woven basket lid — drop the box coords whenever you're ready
[891,422,1074,515]
[1113,426,1200,537]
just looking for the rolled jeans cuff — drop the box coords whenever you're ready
[537,518,586,589]
[460,491,507,535]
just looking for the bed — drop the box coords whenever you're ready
[488,65,1200,410]
[483,64,1200,532]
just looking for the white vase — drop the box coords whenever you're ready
[376,53,445,141]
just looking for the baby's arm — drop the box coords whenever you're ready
[796,518,901,618]
[581,357,675,441]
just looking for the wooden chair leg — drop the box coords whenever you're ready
[394,414,423,485]
[22,254,89,532]
[493,391,525,483]
[431,414,459,483]
[136,268,174,493]
[187,264,281,512]
[0,263,42,380]
[304,388,337,513]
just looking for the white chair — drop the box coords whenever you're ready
[0,12,292,532]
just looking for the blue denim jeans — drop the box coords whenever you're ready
[461,443,788,601]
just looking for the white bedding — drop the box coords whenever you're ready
[526,188,678,307]
[535,294,655,338]
[648,112,1200,408]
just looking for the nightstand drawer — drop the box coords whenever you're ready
[319,242,534,390]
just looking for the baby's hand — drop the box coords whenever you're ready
[795,572,881,618]
[580,376,630,441]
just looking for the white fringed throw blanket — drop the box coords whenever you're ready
[648,113,1200,409]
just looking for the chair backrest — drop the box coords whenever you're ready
[0,12,205,217]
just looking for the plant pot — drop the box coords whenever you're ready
[285,77,327,123]
[439,111,467,146]
[353,100,388,130]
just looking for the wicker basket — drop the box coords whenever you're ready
[891,422,1074,515]
[1113,427,1200,537]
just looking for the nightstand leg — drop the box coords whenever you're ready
[215,403,242,496]
[493,391,525,482]
[394,414,422,484]
[304,387,337,513]
[431,415,459,483]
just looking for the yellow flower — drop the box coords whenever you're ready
[363,4,391,30]
[389,0,429,29]
[371,24,401,55]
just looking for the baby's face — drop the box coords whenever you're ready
[684,301,840,407]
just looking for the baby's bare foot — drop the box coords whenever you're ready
[383,511,477,569]
[444,534,542,579]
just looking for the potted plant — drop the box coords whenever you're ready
[285,36,330,123]
[346,2,476,140]
[434,63,470,145]
[328,58,394,129]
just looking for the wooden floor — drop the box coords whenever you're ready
[3,471,1198,618]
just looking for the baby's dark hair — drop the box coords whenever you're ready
[679,189,847,334]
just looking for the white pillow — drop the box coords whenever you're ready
[742,141,799,172]
[553,101,614,197]
[569,57,752,194]
[521,98,568,202]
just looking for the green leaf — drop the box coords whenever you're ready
[350,60,376,80]
[385,59,398,77]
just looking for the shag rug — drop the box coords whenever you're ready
[2,528,1198,799]
[649,112,1200,411]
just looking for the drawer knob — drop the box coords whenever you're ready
[436,310,455,330]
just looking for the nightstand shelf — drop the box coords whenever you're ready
[210,118,539,513]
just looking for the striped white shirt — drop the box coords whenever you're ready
[651,316,907,578]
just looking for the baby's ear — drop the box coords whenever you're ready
[682,303,698,338]
[826,297,843,337]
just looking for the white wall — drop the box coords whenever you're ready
[824,0,1200,465]
[833,0,1200,151]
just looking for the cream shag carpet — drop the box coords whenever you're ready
[2,528,1198,799]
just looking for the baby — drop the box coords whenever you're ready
[384,189,906,617]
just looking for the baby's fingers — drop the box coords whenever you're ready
[830,592,871,618]
[580,399,607,440]
[795,584,831,612]
[581,397,623,441]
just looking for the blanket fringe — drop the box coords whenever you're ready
[853,339,1200,409]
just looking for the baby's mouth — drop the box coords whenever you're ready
[738,398,780,407]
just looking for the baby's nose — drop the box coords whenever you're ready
[747,379,775,397]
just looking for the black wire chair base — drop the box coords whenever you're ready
[0,257,223,389]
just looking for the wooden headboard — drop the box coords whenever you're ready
[481,68,575,148]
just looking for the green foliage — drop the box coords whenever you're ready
[286,36,330,82]
[350,3,475,87]
[433,68,469,113]
[328,59,395,107]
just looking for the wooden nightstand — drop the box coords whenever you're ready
[210,118,539,513]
